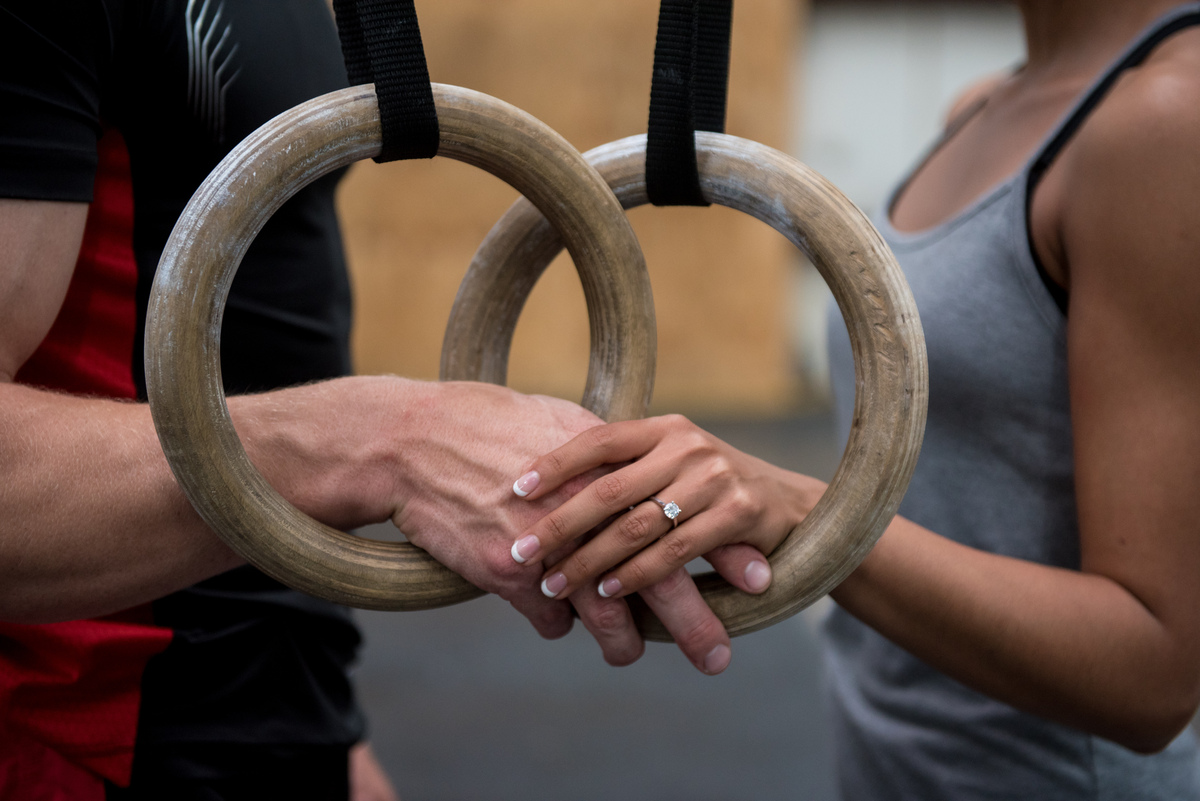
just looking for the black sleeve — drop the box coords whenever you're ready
[0,0,119,201]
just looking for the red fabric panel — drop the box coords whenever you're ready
[2,128,172,793]
[15,128,139,399]
[0,734,105,801]
[0,615,172,790]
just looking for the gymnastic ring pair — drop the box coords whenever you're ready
[144,83,928,641]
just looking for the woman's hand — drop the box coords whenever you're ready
[508,414,823,602]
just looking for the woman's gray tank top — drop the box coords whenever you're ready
[823,5,1200,799]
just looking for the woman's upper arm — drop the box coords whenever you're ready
[1062,66,1200,667]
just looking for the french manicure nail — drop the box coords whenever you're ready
[512,471,540,497]
[598,577,622,598]
[511,535,540,564]
[704,644,732,675]
[541,572,567,598]
[744,560,772,593]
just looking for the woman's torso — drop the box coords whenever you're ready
[822,5,1200,799]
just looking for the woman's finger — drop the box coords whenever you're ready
[511,457,678,566]
[593,524,711,599]
[511,417,680,501]
[561,505,733,600]
[537,495,683,598]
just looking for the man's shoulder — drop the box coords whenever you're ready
[0,0,120,57]
[0,0,126,203]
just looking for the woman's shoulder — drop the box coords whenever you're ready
[1074,27,1200,172]
[1057,26,1200,317]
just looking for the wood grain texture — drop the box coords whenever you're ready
[444,134,928,638]
[144,85,655,610]
[341,0,803,415]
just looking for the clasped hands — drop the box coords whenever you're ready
[395,382,817,675]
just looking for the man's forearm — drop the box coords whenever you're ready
[0,373,745,674]
[0,376,411,623]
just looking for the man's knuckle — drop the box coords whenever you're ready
[535,608,573,640]
[679,616,724,651]
[486,549,521,582]
[588,602,630,634]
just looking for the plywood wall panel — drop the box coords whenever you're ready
[338,0,805,416]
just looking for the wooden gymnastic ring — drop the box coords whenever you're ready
[145,85,656,611]
[443,133,927,639]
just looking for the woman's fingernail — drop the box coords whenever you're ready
[511,535,540,564]
[744,560,772,593]
[598,577,622,598]
[512,471,540,497]
[541,572,567,598]
[703,644,732,675]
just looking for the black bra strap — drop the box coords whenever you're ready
[1031,10,1200,180]
[1026,6,1200,313]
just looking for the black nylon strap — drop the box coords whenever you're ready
[693,0,732,134]
[645,0,732,206]
[332,0,439,162]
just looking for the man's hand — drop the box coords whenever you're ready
[390,381,604,639]
[390,382,752,674]
[350,742,399,801]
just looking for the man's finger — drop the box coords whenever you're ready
[506,588,575,640]
[705,543,773,594]
[571,590,646,666]
[639,567,732,675]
